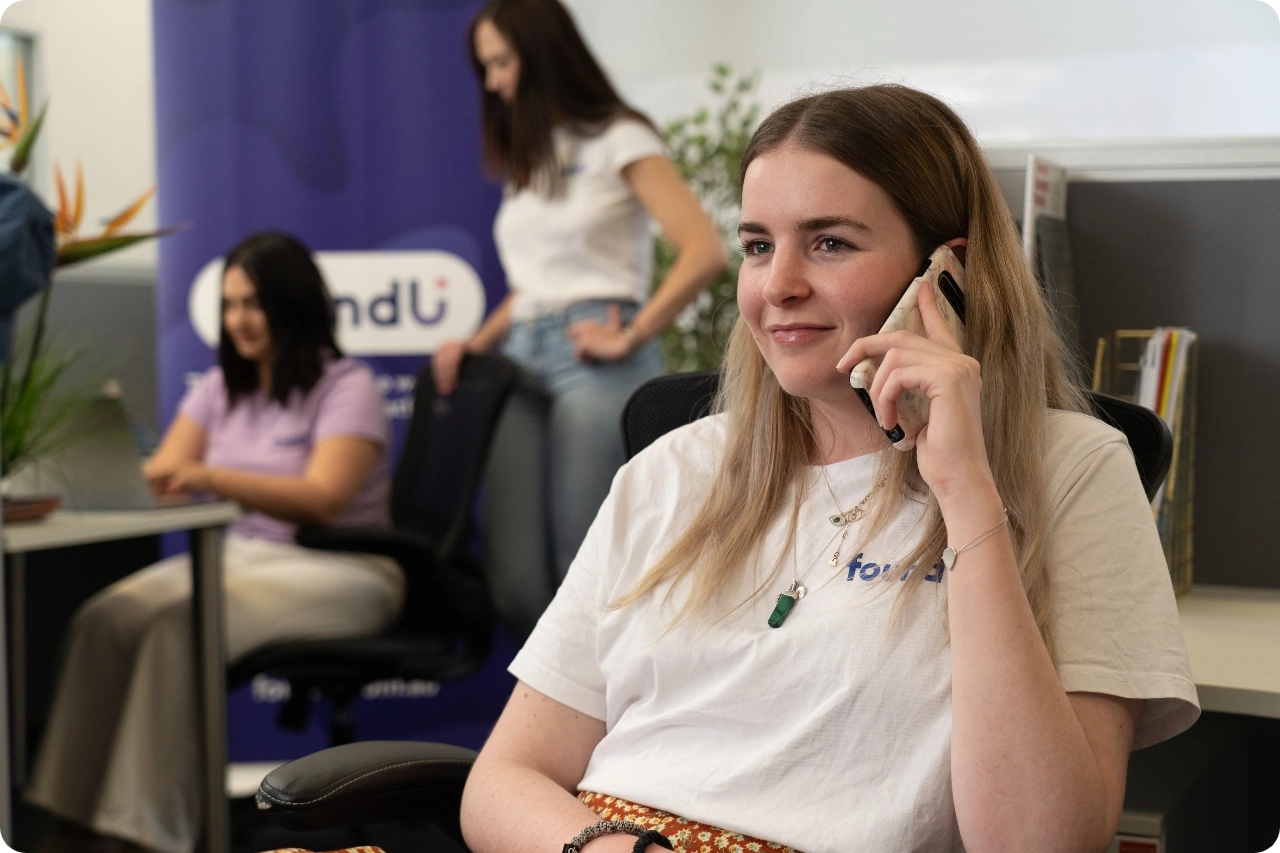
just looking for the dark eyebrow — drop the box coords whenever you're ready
[737,216,872,237]
[798,215,871,233]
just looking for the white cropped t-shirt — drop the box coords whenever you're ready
[493,118,667,321]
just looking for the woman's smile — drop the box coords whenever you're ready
[765,322,836,345]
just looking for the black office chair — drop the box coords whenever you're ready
[227,353,518,745]
[620,370,1174,502]
[254,369,1174,837]
[619,369,720,460]
[1086,388,1173,502]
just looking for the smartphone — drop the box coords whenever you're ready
[848,244,967,452]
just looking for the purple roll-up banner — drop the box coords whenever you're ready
[152,0,515,757]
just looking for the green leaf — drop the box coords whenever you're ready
[56,223,191,268]
[652,63,761,372]
[8,100,49,175]
[1,330,94,475]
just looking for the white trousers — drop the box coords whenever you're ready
[26,534,405,853]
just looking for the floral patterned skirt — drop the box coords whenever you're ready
[579,791,800,853]
[260,847,384,853]
[258,795,800,853]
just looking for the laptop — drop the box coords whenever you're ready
[34,396,206,510]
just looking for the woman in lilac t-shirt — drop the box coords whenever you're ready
[28,233,404,853]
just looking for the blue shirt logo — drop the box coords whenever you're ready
[846,553,946,584]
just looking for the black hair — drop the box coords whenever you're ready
[218,231,341,407]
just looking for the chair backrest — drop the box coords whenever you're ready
[620,369,720,460]
[392,353,518,561]
[1087,392,1173,502]
[621,371,1173,501]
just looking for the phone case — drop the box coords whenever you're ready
[848,244,967,451]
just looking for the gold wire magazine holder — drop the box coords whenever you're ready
[1092,329,1198,595]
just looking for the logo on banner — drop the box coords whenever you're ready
[188,251,486,355]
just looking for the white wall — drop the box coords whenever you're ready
[1,0,156,272]
[565,0,1280,141]
[3,0,1279,276]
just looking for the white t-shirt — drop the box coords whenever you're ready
[493,117,667,321]
[511,410,1200,852]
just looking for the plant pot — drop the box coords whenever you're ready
[2,493,61,523]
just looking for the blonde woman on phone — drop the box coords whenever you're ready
[458,86,1198,853]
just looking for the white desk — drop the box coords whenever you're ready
[1177,584,1280,720]
[0,503,240,853]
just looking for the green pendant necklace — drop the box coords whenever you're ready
[767,471,885,629]
[767,579,808,628]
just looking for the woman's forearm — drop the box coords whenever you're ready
[468,293,515,352]
[188,437,379,527]
[461,759,639,853]
[628,231,726,345]
[944,486,1115,852]
[461,684,655,853]
[202,467,348,526]
[143,414,206,480]
[620,154,728,347]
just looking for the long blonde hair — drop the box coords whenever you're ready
[616,85,1088,655]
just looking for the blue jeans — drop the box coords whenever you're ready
[483,299,663,638]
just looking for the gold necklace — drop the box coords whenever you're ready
[821,468,885,568]
[767,471,886,629]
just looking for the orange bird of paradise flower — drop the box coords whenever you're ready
[4,57,186,266]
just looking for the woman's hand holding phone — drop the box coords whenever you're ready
[839,278,992,500]
[837,244,995,501]
[844,244,966,451]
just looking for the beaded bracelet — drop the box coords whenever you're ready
[633,829,674,852]
[562,820,673,853]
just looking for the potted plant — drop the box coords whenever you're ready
[653,64,760,373]
[1,62,181,520]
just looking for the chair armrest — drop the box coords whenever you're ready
[295,526,439,564]
[256,740,477,831]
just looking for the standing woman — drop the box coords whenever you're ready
[28,232,404,853]
[432,0,727,636]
